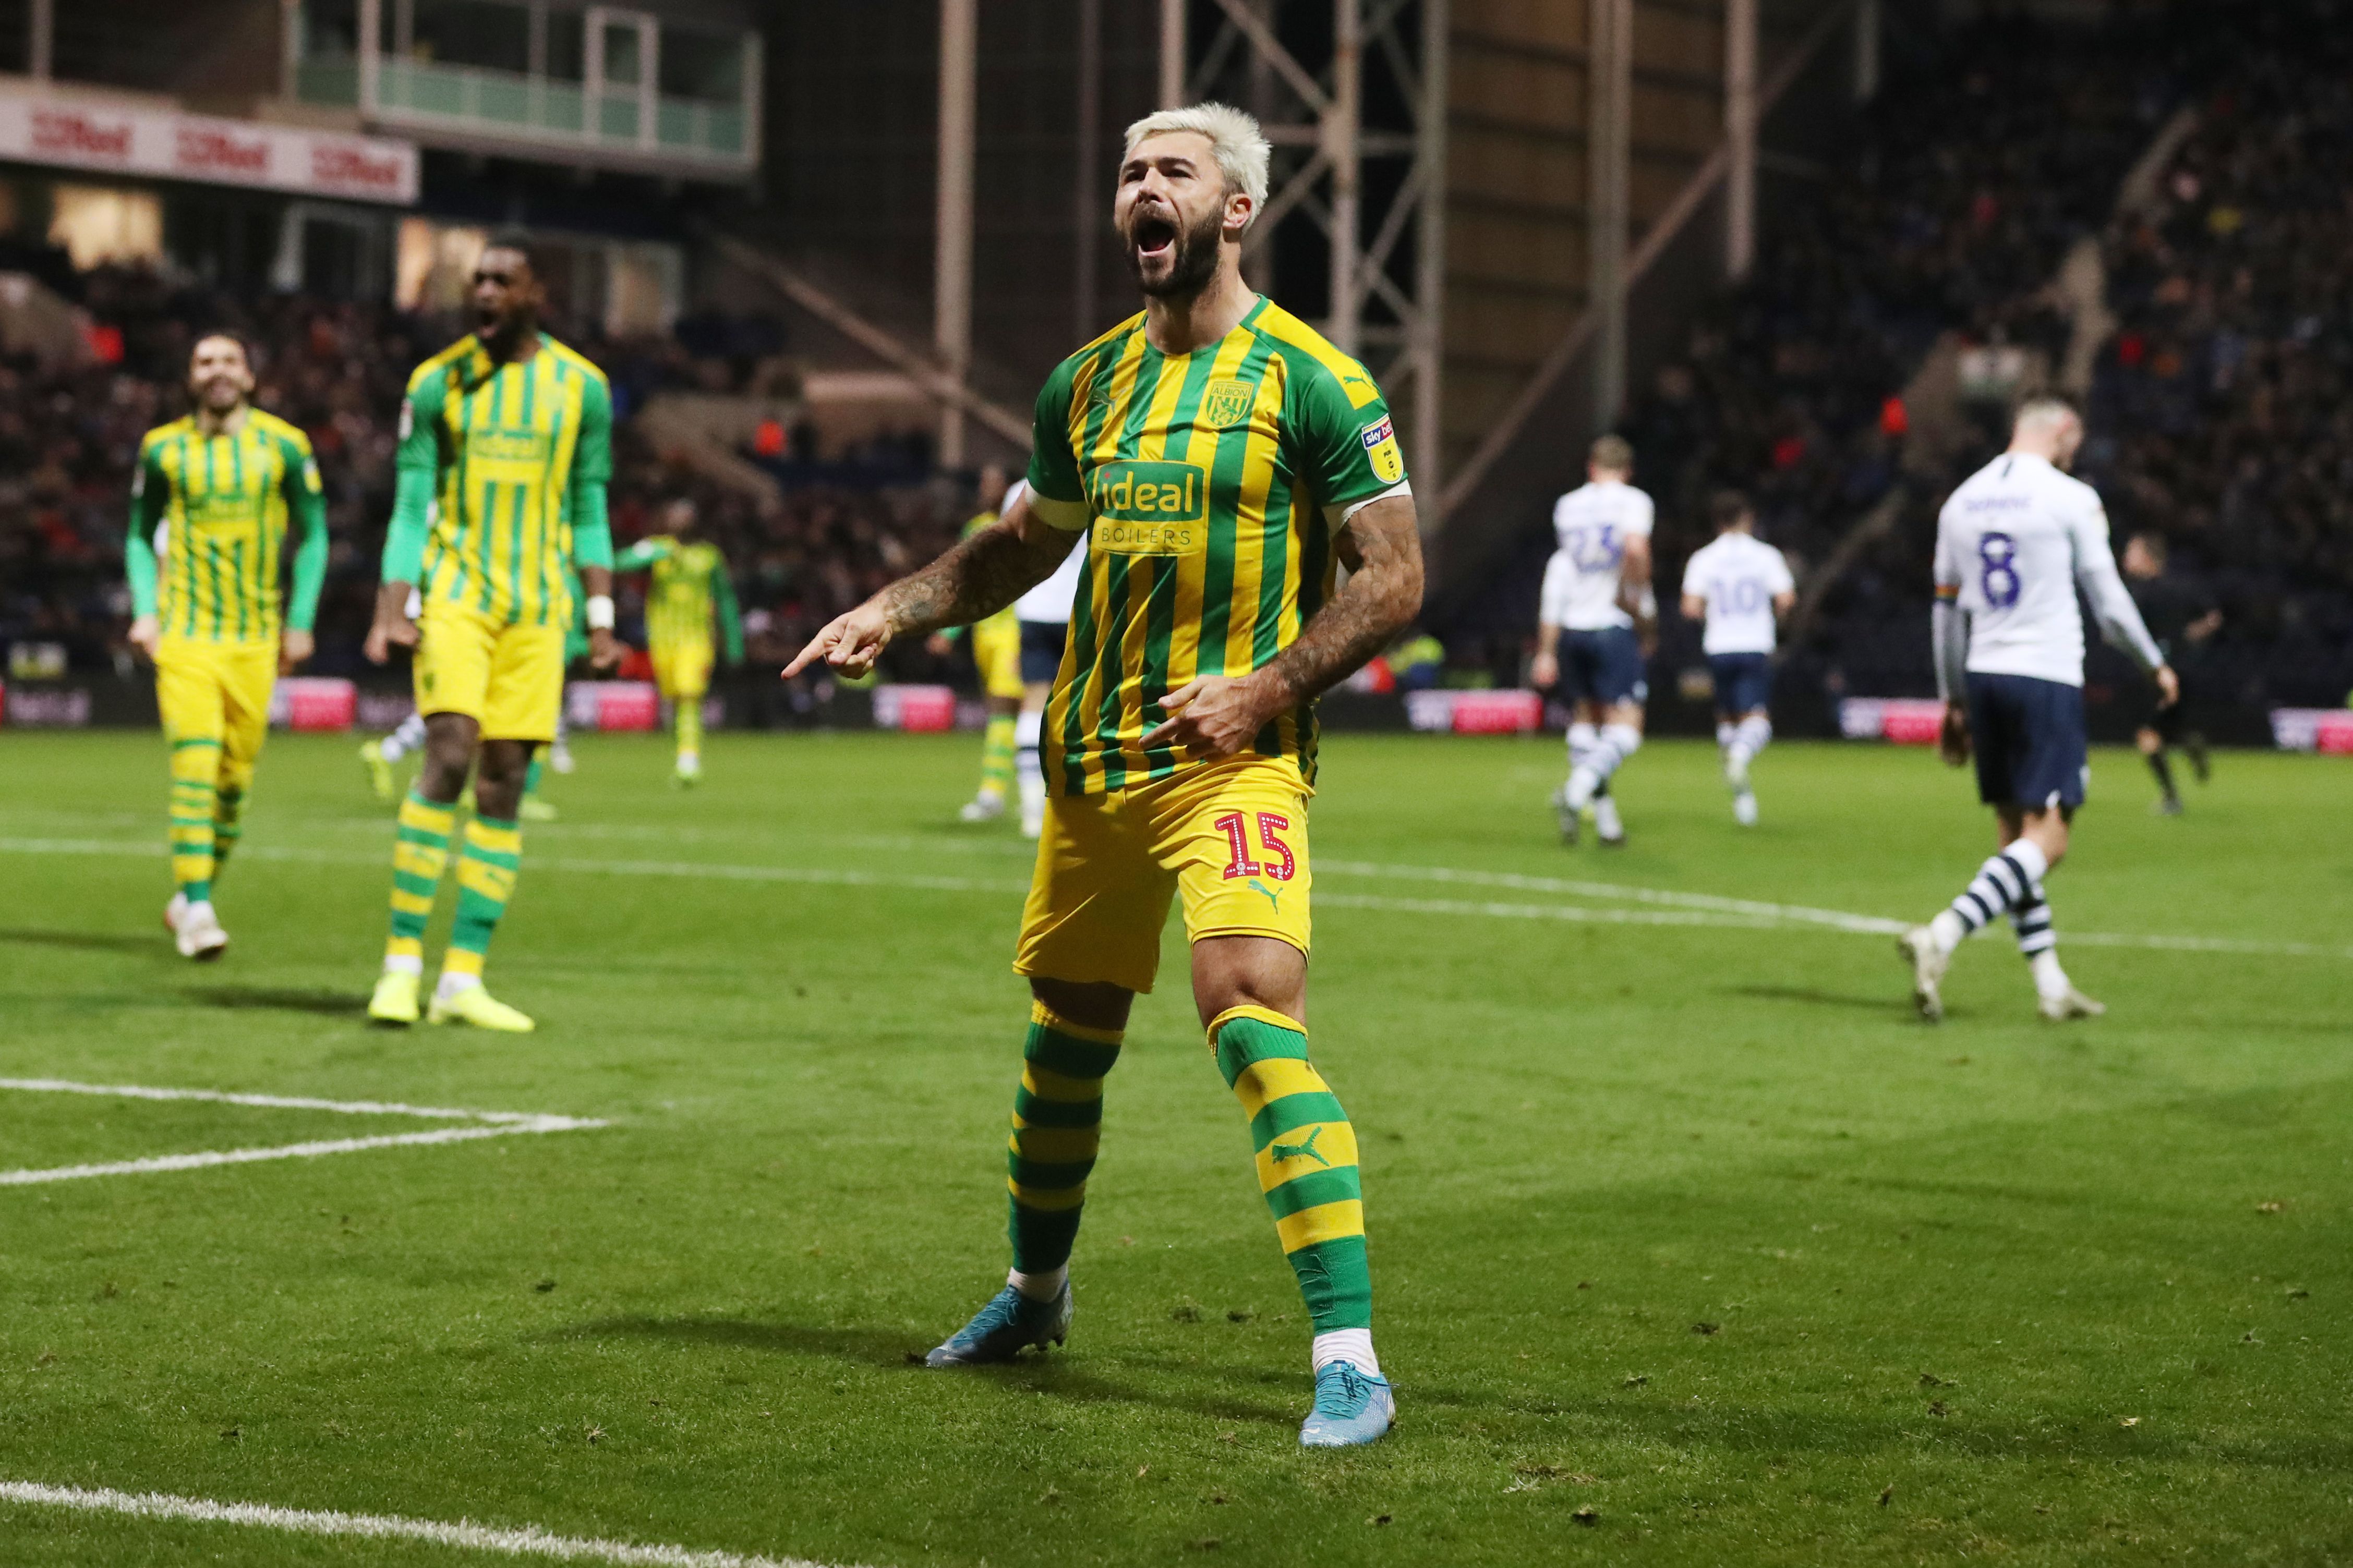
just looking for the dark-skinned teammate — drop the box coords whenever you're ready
[363,234,621,1031]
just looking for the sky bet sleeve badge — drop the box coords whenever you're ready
[1360,416,1404,483]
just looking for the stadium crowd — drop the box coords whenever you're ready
[2088,2,2353,708]
[0,261,965,690]
[1608,8,2234,706]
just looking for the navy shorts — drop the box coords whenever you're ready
[1561,627,1648,707]
[1707,652,1772,716]
[1965,672,2088,810]
[1018,619,1067,684]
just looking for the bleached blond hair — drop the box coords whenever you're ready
[1123,102,1271,226]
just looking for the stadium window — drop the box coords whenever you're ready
[411,0,530,72]
[658,27,743,103]
[303,0,364,62]
[546,8,585,81]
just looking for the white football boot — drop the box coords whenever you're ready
[2037,986,2106,1022]
[1897,927,1948,1022]
[174,900,229,961]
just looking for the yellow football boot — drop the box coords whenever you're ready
[358,740,397,803]
[427,983,536,1032]
[367,969,421,1025]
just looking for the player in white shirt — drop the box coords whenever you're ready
[1678,490,1795,826]
[1007,476,1084,839]
[1529,434,1655,846]
[1898,396,2176,1023]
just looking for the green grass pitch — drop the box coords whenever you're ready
[1,728,2348,1566]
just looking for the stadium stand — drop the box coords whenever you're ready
[2089,2,2353,710]
[1446,4,2353,733]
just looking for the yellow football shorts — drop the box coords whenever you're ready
[155,636,275,788]
[414,598,565,742]
[650,636,714,701]
[972,615,1024,701]
[1015,754,1314,994]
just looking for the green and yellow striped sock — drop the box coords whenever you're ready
[211,783,246,878]
[676,700,704,761]
[443,815,522,982]
[980,714,1015,800]
[524,756,545,799]
[385,790,455,970]
[167,737,221,902]
[1212,1006,1372,1332]
[1006,1002,1124,1272]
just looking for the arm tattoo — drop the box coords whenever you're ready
[878,523,1073,638]
[1257,498,1425,707]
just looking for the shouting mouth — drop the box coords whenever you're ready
[1130,210,1177,264]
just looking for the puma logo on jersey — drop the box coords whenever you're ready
[1269,1126,1330,1167]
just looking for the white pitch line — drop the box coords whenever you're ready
[0,1480,853,1568]
[0,1077,562,1124]
[0,1122,596,1187]
[0,1078,606,1187]
[3,835,2345,960]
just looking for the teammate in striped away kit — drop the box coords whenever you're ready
[126,333,329,959]
[788,102,1423,1447]
[1532,435,1655,846]
[1679,490,1794,826]
[936,466,1028,823]
[363,234,621,1031]
[1900,397,2176,1022]
[617,497,742,786]
[1007,475,1088,840]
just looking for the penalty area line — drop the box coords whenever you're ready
[0,1479,856,1568]
[0,1078,605,1187]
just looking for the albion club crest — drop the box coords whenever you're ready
[1203,378,1256,430]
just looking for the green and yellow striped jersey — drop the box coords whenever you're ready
[614,535,743,663]
[1025,296,1407,795]
[128,410,328,642]
[396,332,612,627]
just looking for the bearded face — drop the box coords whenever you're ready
[1115,132,1242,301]
[1124,195,1226,299]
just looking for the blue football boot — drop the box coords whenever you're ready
[1299,1360,1395,1447]
[924,1282,1073,1367]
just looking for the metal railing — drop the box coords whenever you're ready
[296,55,749,167]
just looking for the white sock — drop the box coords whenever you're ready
[679,750,699,767]
[1715,720,1735,750]
[382,953,424,977]
[2029,948,2070,999]
[1007,1266,1066,1303]
[1732,713,1771,765]
[1015,710,1045,807]
[1563,722,1600,806]
[1927,908,1968,954]
[381,713,428,764]
[1599,722,1643,776]
[1312,1328,1381,1378]
[1592,795,1623,837]
[434,970,481,1002]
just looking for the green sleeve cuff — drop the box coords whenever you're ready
[286,491,330,631]
[570,483,613,570]
[715,568,744,663]
[126,518,159,619]
[613,538,659,571]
